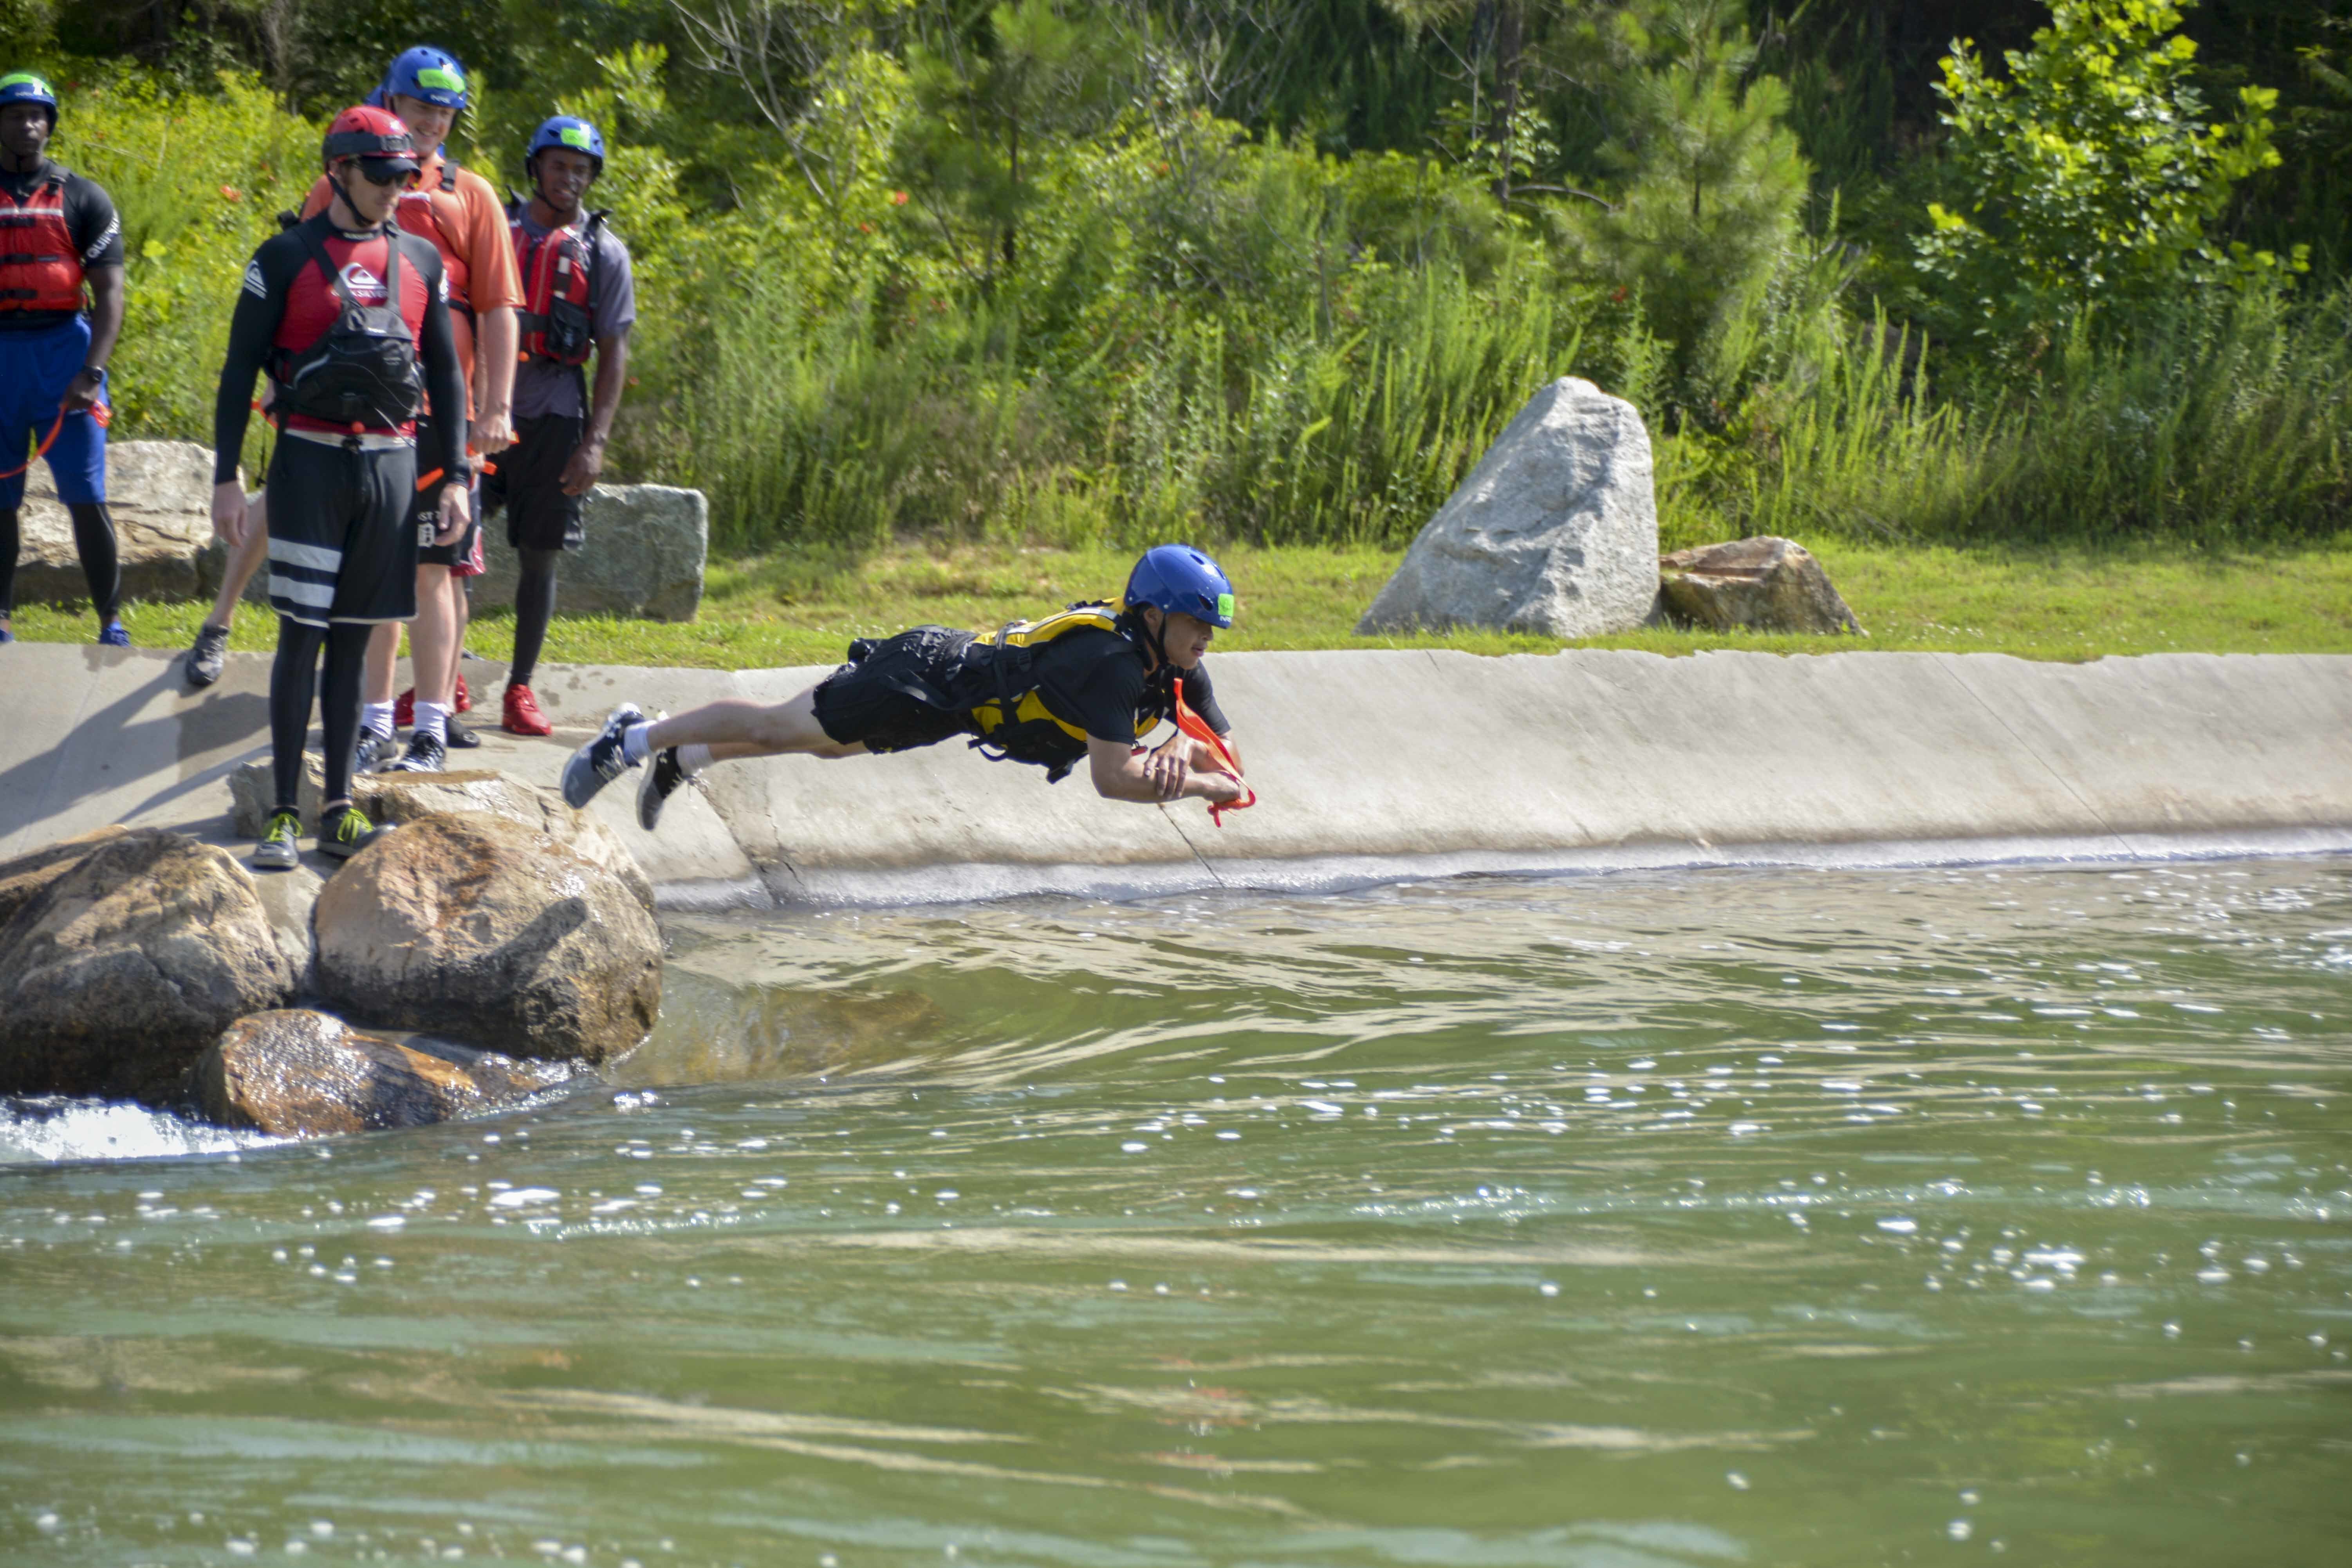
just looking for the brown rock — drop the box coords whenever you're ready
[18,442,231,606]
[226,754,328,843]
[228,762,653,912]
[0,830,298,1101]
[0,825,127,929]
[193,1009,574,1136]
[312,810,661,1064]
[1657,536,1863,635]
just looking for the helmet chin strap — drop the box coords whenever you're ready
[328,167,363,229]
[1134,605,1171,672]
[328,166,397,234]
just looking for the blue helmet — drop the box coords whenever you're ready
[0,70,59,127]
[1126,545,1235,629]
[380,46,470,110]
[527,115,606,175]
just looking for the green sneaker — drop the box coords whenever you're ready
[251,808,302,871]
[318,804,387,860]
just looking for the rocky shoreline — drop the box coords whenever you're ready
[0,770,661,1139]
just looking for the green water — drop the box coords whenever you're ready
[4,859,2350,1566]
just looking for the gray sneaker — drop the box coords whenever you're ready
[637,746,693,832]
[318,803,387,859]
[186,623,229,687]
[354,727,401,774]
[388,731,446,773]
[251,808,302,871]
[563,704,646,808]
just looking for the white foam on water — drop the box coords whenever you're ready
[0,1097,283,1165]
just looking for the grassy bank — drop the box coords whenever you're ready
[14,536,2351,670]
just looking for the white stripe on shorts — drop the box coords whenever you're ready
[270,576,336,608]
[269,539,344,572]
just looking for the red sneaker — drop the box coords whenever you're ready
[503,682,553,736]
[397,680,471,725]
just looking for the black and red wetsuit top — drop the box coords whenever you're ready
[211,211,467,486]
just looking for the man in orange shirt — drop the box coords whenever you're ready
[184,46,518,772]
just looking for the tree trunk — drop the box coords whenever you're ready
[1491,0,1525,205]
[1004,112,1020,272]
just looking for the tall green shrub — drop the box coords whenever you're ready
[58,69,319,455]
[1914,0,2303,357]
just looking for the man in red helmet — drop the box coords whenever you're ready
[186,48,518,777]
[208,106,470,870]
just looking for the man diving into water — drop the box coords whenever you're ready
[558,544,1250,828]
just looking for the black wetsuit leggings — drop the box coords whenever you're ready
[270,617,372,814]
[509,547,563,687]
[0,503,122,621]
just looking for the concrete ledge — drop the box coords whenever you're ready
[2,642,2344,905]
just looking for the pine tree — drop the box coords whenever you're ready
[901,0,1119,281]
[1568,0,1808,414]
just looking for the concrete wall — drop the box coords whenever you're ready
[4,642,2346,907]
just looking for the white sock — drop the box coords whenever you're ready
[414,701,449,745]
[676,743,714,775]
[622,722,653,764]
[361,700,395,738]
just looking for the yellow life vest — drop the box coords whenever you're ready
[968,600,1158,778]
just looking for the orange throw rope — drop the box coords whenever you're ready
[417,451,497,492]
[1172,674,1255,826]
[0,400,112,482]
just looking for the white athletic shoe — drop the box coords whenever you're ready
[563,704,646,808]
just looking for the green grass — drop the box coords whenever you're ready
[10,535,2351,669]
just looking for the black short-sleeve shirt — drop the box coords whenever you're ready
[0,160,125,333]
[1024,628,1230,743]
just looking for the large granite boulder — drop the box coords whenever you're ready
[193,1009,573,1136]
[474,483,708,622]
[313,810,661,1064]
[1357,377,1658,639]
[227,761,655,912]
[1656,536,1863,635]
[0,825,128,928]
[0,830,298,1101]
[18,441,235,606]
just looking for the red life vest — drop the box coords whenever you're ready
[510,200,605,366]
[0,170,85,314]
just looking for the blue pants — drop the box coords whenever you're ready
[0,317,107,513]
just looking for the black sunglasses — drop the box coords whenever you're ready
[354,161,420,189]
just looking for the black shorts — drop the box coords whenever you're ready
[263,436,417,627]
[484,413,587,552]
[811,626,982,753]
[412,417,482,567]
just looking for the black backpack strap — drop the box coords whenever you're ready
[296,216,401,312]
[440,157,458,195]
[578,209,611,306]
[294,217,356,309]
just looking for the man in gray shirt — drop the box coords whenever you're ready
[486,114,635,735]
